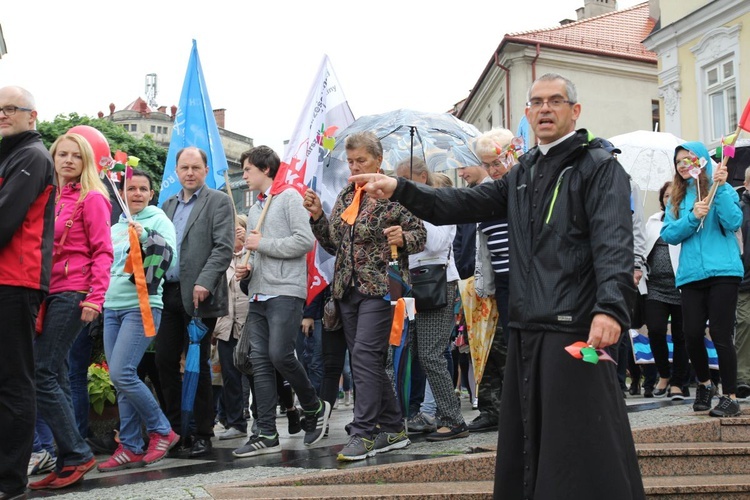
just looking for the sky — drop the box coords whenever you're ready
[1,0,644,154]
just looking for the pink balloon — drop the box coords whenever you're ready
[66,125,112,167]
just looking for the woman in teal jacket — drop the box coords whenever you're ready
[661,141,743,417]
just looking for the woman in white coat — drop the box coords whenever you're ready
[640,181,687,400]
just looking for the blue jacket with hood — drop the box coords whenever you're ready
[660,141,743,287]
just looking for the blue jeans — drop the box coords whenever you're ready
[32,417,55,456]
[35,291,93,470]
[104,308,171,454]
[69,324,93,439]
[296,319,324,394]
[249,296,319,436]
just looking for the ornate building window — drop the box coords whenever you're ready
[691,25,741,145]
[705,58,737,141]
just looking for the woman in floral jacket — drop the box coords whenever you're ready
[304,131,426,461]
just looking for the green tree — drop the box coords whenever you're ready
[37,113,167,195]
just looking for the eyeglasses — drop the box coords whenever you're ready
[0,105,33,116]
[481,159,505,170]
[525,98,574,110]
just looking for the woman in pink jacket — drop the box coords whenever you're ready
[30,133,113,491]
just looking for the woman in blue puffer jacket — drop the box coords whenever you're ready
[661,140,743,417]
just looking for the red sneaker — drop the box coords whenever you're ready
[47,457,96,489]
[28,471,58,490]
[97,445,146,472]
[143,429,179,465]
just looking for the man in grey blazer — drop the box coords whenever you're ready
[156,146,234,458]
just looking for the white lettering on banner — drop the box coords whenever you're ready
[161,174,176,191]
[310,275,322,289]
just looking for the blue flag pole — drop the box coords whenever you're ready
[158,39,228,206]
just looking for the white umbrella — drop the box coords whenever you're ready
[609,130,685,193]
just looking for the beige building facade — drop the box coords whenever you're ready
[644,0,750,149]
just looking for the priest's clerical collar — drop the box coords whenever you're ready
[538,131,576,156]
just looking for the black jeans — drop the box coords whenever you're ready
[216,336,247,432]
[321,326,349,411]
[0,286,42,494]
[155,283,216,439]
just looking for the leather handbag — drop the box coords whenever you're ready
[410,255,449,311]
[322,296,342,331]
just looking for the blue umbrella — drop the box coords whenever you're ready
[181,314,208,439]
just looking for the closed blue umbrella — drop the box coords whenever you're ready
[181,313,208,439]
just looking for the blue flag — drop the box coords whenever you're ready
[158,40,228,206]
[516,115,530,153]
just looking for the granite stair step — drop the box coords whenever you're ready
[643,473,750,498]
[633,417,750,444]
[637,441,750,476]
[209,481,494,499]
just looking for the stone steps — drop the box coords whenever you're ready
[207,414,750,499]
[642,474,750,499]
[634,412,750,497]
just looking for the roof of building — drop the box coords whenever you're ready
[456,2,656,118]
[124,97,151,114]
[505,2,656,63]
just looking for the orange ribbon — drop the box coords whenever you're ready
[340,185,364,225]
[390,297,407,346]
[124,225,156,337]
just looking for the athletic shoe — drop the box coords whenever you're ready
[28,449,56,476]
[344,391,352,406]
[406,412,437,434]
[143,429,180,465]
[303,399,331,446]
[709,396,742,418]
[373,429,410,454]
[337,434,376,461]
[37,457,96,489]
[467,413,498,432]
[232,434,281,458]
[218,427,246,441]
[287,407,302,435]
[97,445,146,472]
[693,384,716,412]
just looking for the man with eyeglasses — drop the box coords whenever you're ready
[0,86,56,500]
[348,73,645,499]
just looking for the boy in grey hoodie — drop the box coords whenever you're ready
[232,146,330,458]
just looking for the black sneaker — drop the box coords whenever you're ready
[693,384,716,412]
[709,396,742,417]
[467,413,498,432]
[736,383,750,399]
[232,434,281,458]
[303,399,331,446]
[287,407,301,435]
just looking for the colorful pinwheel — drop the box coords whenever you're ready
[565,341,616,365]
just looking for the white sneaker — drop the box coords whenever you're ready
[218,427,246,440]
[27,449,56,476]
[344,391,352,406]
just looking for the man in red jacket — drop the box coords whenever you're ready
[0,86,55,500]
